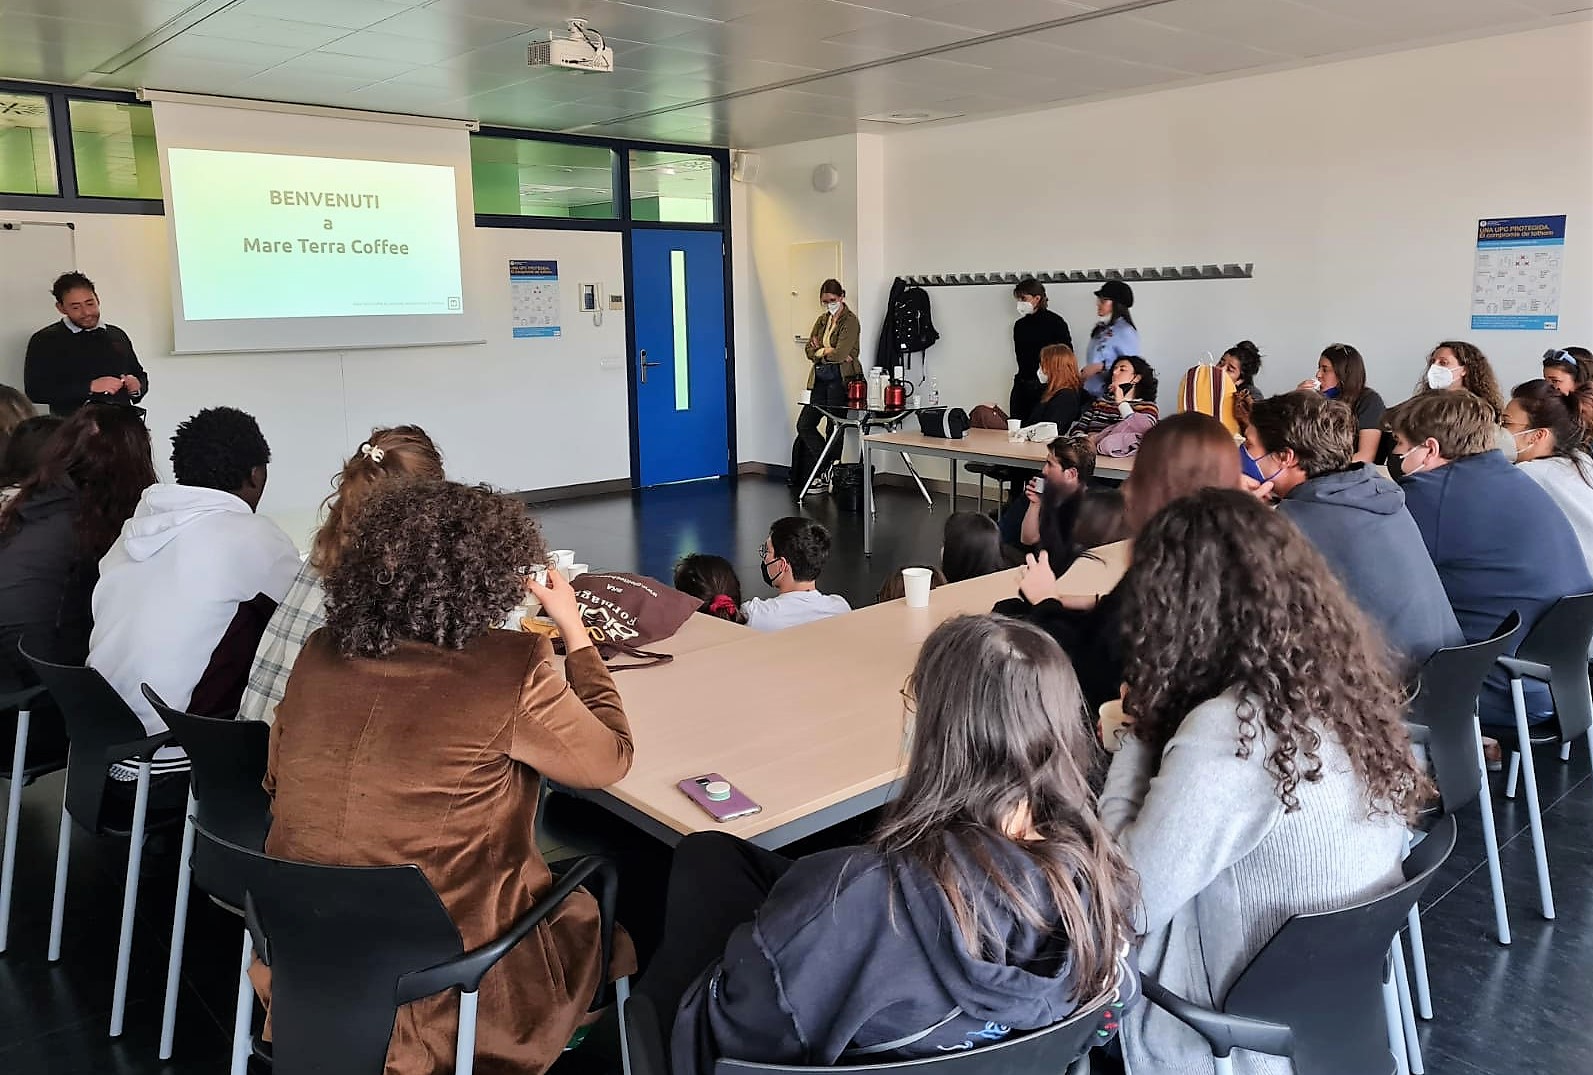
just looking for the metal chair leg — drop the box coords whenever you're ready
[46,760,72,963]
[1473,722,1512,945]
[617,976,633,1075]
[1406,904,1433,1020]
[159,793,198,1058]
[1214,1055,1236,1075]
[1382,967,1409,1075]
[1391,934,1423,1073]
[1560,741,1572,762]
[231,929,253,1075]
[898,454,933,508]
[1504,751,1521,798]
[0,707,31,953]
[456,989,480,1075]
[110,761,151,1037]
[1509,678,1555,920]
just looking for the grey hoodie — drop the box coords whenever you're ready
[1278,464,1462,670]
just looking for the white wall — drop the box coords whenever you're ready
[731,133,897,468]
[874,23,1593,420]
[4,209,628,544]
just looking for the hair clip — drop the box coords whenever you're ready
[360,442,385,463]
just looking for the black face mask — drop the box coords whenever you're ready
[760,556,784,588]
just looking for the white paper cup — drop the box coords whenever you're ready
[800,389,812,405]
[551,550,576,570]
[902,567,933,608]
[1007,418,1022,441]
[1098,699,1131,752]
[567,563,589,579]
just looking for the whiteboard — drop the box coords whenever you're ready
[0,221,77,397]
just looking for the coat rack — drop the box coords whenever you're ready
[896,263,1254,286]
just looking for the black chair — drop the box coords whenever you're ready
[192,820,622,1075]
[143,686,271,1071]
[1141,814,1457,1075]
[0,683,52,953]
[1494,592,1593,925]
[20,645,186,1038]
[621,979,1118,1075]
[1402,608,1522,1024]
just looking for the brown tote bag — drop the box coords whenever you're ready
[553,573,702,670]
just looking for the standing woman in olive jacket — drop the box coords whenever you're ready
[792,279,862,489]
[1012,279,1072,422]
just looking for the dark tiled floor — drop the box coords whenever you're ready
[2,477,1590,1074]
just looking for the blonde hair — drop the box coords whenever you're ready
[0,385,36,449]
[310,426,444,575]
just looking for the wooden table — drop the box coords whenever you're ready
[581,541,1131,849]
[861,428,1135,556]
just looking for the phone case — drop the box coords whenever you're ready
[678,773,762,823]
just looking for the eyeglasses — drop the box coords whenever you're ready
[899,685,917,715]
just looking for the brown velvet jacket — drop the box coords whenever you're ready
[255,629,633,1075]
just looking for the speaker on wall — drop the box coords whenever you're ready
[731,151,761,184]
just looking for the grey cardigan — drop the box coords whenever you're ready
[1099,692,1408,1075]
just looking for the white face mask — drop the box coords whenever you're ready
[824,301,841,316]
[1037,369,1050,385]
[1016,300,1033,317]
[1398,444,1431,476]
[1426,364,1455,391]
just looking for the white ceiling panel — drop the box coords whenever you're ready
[318,29,476,65]
[913,0,1094,33]
[1031,13,1292,72]
[234,0,423,32]
[188,12,354,50]
[0,0,1578,148]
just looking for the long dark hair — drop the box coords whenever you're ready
[1114,356,1158,402]
[0,415,64,487]
[1510,378,1593,487]
[874,615,1138,1001]
[0,404,155,559]
[941,512,1008,583]
[1320,343,1369,410]
[675,553,744,620]
[1223,340,1263,390]
[1121,489,1432,820]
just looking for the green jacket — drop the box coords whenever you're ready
[804,306,862,388]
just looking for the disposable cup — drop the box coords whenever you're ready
[902,567,933,608]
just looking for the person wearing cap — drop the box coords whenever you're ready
[1542,346,1593,396]
[1081,280,1141,399]
[24,271,149,417]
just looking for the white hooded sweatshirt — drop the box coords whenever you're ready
[90,484,300,752]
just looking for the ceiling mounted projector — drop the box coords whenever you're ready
[528,19,614,73]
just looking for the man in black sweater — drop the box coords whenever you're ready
[24,271,149,416]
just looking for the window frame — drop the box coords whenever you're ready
[0,80,163,215]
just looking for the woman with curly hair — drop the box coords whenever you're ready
[1416,340,1504,418]
[239,426,444,723]
[0,402,154,684]
[257,479,634,1075]
[1103,488,1430,1075]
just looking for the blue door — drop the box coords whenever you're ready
[630,229,730,486]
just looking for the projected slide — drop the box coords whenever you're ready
[165,148,464,322]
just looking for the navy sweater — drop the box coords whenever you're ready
[1400,451,1592,721]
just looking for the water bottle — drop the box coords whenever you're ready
[928,378,941,407]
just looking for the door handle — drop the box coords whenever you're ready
[639,348,662,383]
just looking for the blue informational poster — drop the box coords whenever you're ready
[510,259,561,338]
[1471,215,1565,331]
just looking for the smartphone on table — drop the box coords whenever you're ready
[678,773,762,822]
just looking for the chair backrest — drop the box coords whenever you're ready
[1516,592,1593,743]
[20,644,166,832]
[143,686,271,906]
[711,982,1120,1074]
[1408,613,1522,817]
[1222,815,1458,1075]
[195,821,464,1075]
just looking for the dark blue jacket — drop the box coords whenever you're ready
[1278,464,1462,673]
[672,836,1135,1075]
[1400,451,1592,721]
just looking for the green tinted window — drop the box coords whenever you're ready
[69,99,162,199]
[0,92,59,196]
[629,150,718,224]
[471,136,616,219]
